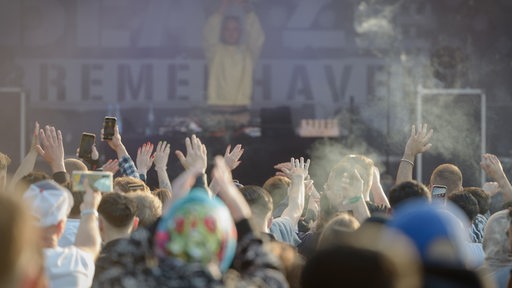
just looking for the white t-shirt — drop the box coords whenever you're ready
[44,246,95,288]
[58,218,80,247]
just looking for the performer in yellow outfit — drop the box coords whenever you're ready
[203,0,265,108]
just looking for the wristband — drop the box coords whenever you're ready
[343,195,363,205]
[400,158,414,166]
[81,209,98,217]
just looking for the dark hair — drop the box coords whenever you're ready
[430,164,463,196]
[0,153,11,170]
[464,187,489,215]
[239,185,273,219]
[389,180,431,209]
[301,245,395,288]
[98,192,137,228]
[447,192,479,222]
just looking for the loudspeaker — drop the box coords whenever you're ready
[260,106,294,138]
[0,88,26,171]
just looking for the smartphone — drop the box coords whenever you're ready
[72,171,113,193]
[432,185,447,198]
[102,117,117,140]
[78,133,95,159]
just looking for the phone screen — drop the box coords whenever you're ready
[103,117,117,140]
[72,171,113,193]
[78,133,95,159]
[432,185,447,198]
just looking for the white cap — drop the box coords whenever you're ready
[23,180,74,227]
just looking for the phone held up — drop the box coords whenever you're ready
[72,171,113,193]
[432,185,447,199]
[78,133,95,159]
[102,117,117,140]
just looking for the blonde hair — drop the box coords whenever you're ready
[126,192,162,228]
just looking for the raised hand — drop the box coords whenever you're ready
[31,122,40,151]
[212,156,251,221]
[224,144,244,170]
[175,135,207,173]
[280,157,310,179]
[35,125,65,172]
[102,125,123,152]
[153,141,171,171]
[101,159,119,175]
[482,181,500,197]
[481,154,506,181]
[403,124,433,160]
[136,142,154,176]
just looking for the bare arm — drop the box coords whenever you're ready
[209,144,244,195]
[153,141,172,193]
[74,180,102,260]
[481,154,512,202]
[396,124,433,185]
[7,122,40,192]
[370,166,390,207]
[281,158,309,227]
[168,135,208,212]
[213,156,251,222]
[136,142,154,180]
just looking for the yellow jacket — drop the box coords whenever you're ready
[203,12,265,106]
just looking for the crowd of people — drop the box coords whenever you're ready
[0,120,512,288]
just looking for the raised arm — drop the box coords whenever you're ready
[35,125,68,184]
[136,142,154,182]
[203,0,229,61]
[242,2,265,62]
[74,180,102,260]
[167,135,207,212]
[210,144,244,195]
[8,122,40,191]
[396,124,433,185]
[370,166,390,207]
[102,124,139,179]
[153,141,172,193]
[281,157,309,228]
[481,153,512,202]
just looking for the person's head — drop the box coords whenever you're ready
[64,158,87,175]
[464,187,490,215]
[14,172,51,196]
[325,155,374,203]
[0,194,47,288]
[389,180,431,209]
[154,185,237,273]
[98,192,138,243]
[22,180,74,248]
[239,185,273,231]
[114,176,150,194]
[387,200,472,268]
[318,213,360,249]
[447,192,479,223]
[126,192,162,228]
[482,209,512,271]
[263,176,290,218]
[0,152,11,190]
[301,245,396,288]
[221,15,241,45]
[429,164,463,196]
[267,241,304,288]
[152,188,172,207]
